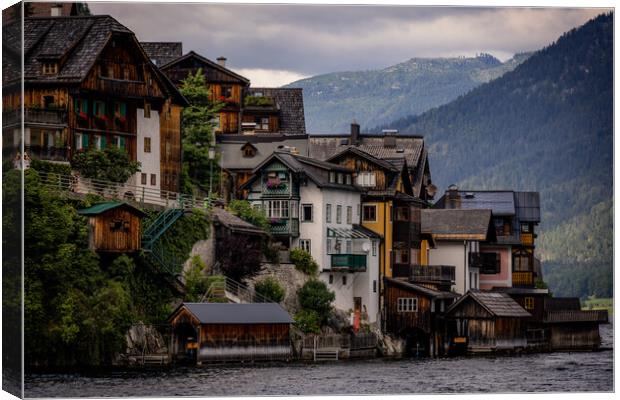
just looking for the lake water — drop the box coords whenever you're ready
[24,323,613,397]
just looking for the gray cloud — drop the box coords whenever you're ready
[88,3,607,76]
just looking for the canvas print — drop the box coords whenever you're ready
[1,1,614,398]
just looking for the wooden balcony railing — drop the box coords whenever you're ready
[268,219,299,237]
[521,233,535,246]
[543,310,608,324]
[3,108,68,127]
[512,271,534,287]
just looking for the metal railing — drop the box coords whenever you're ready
[269,219,299,236]
[330,254,367,272]
[201,275,276,304]
[393,264,456,283]
[36,171,213,210]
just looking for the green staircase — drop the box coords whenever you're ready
[141,208,186,293]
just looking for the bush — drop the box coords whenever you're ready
[227,199,269,231]
[290,248,319,275]
[71,147,141,183]
[297,280,335,324]
[294,310,321,334]
[30,159,72,176]
[254,276,285,303]
[183,256,209,302]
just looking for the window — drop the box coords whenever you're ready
[342,276,347,285]
[356,172,376,187]
[372,241,377,256]
[345,175,352,185]
[255,117,269,130]
[357,204,361,216]
[329,274,333,284]
[396,206,410,221]
[326,204,332,223]
[397,298,418,312]
[43,95,55,108]
[93,101,106,117]
[521,223,531,233]
[150,174,157,186]
[144,102,151,118]
[267,200,291,219]
[221,85,233,99]
[363,205,377,222]
[336,205,342,224]
[345,240,352,254]
[212,115,221,131]
[346,206,352,224]
[144,137,151,153]
[394,249,409,264]
[242,145,256,158]
[112,135,126,150]
[337,173,343,184]
[50,6,62,16]
[300,239,311,253]
[524,297,534,310]
[326,238,332,254]
[301,204,313,222]
[290,201,299,219]
[141,173,147,185]
[373,280,377,293]
[42,62,58,75]
[513,250,532,272]
[329,171,336,183]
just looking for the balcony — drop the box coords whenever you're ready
[268,218,299,237]
[521,233,535,246]
[98,77,154,98]
[3,108,68,128]
[25,145,68,162]
[512,271,534,287]
[262,181,291,196]
[393,264,456,284]
[329,254,367,272]
[469,252,500,274]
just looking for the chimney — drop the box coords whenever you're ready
[350,120,360,146]
[217,57,227,68]
[446,184,461,209]
[382,129,398,147]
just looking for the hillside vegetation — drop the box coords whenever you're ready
[286,53,531,133]
[376,13,613,298]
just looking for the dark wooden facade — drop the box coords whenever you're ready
[78,202,146,253]
[169,303,293,364]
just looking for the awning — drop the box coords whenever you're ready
[327,225,381,239]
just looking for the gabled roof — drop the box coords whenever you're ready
[78,201,147,217]
[421,209,493,241]
[447,291,531,318]
[160,50,250,84]
[140,42,182,67]
[245,88,306,135]
[385,277,458,300]
[170,302,294,324]
[326,146,400,172]
[212,207,265,235]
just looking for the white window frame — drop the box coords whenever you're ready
[301,204,313,222]
[326,203,332,223]
[397,297,418,313]
[300,239,311,253]
[336,205,342,224]
[372,240,377,256]
[346,206,352,224]
[356,172,377,187]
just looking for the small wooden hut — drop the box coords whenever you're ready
[168,302,294,364]
[445,291,531,354]
[543,297,608,351]
[78,201,146,253]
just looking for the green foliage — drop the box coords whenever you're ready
[157,209,211,267]
[183,256,209,302]
[286,53,530,133]
[254,276,285,303]
[244,95,274,107]
[297,280,335,324]
[30,159,72,176]
[70,147,141,183]
[542,261,612,300]
[262,241,280,264]
[227,199,269,230]
[290,248,319,275]
[179,69,223,194]
[293,309,321,334]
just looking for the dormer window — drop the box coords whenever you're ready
[42,62,58,75]
[241,143,257,158]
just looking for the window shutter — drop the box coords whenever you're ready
[82,99,88,113]
[82,134,89,148]
[120,102,126,116]
[101,136,107,149]
[119,136,126,149]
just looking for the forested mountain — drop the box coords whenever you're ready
[375,13,613,298]
[285,53,531,133]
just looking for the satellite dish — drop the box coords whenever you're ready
[362,242,371,252]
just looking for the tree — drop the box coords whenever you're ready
[297,280,335,325]
[254,277,285,303]
[70,147,141,183]
[179,69,223,194]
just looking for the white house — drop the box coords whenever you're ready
[134,107,161,191]
[421,209,494,294]
[243,149,381,324]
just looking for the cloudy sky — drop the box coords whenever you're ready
[88,2,606,86]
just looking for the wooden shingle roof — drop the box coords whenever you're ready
[212,207,266,235]
[171,303,294,324]
[247,88,306,135]
[447,291,531,318]
[421,209,492,241]
[140,42,183,67]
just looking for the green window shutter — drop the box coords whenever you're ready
[101,102,106,115]
[82,99,88,114]
[120,102,126,117]
[74,98,79,112]
[82,134,89,148]
[119,136,125,149]
[101,136,107,149]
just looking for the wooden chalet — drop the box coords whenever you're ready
[542,297,608,351]
[168,302,294,364]
[155,50,250,135]
[2,15,187,192]
[383,277,458,357]
[78,201,146,253]
[445,291,531,354]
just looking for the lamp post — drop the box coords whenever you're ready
[208,146,216,198]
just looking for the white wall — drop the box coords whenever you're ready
[428,240,480,295]
[135,108,161,191]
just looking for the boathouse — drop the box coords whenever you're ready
[168,302,294,364]
[543,297,608,351]
[445,291,530,354]
[78,201,146,253]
